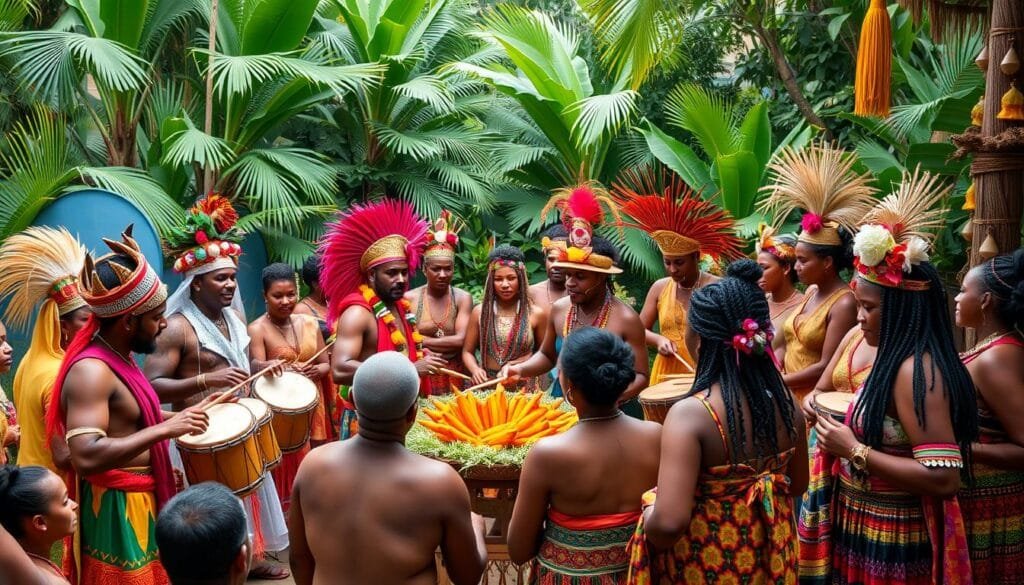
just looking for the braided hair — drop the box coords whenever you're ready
[852,263,977,463]
[687,259,795,460]
[978,249,1024,334]
[480,245,532,368]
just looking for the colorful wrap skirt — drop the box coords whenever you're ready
[530,509,639,584]
[79,469,169,585]
[960,461,1024,584]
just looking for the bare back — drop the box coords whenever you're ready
[290,438,480,585]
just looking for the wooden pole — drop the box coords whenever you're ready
[202,0,219,195]
[970,0,1024,269]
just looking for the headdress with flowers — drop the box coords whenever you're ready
[166,194,244,274]
[540,182,624,275]
[612,171,743,261]
[758,144,877,247]
[730,318,778,366]
[754,223,797,264]
[424,210,462,261]
[853,169,948,291]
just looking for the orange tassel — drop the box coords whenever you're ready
[971,95,984,127]
[997,83,1024,121]
[962,182,976,211]
[854,0,892,117]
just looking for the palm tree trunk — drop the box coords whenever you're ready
[751,22,832,139]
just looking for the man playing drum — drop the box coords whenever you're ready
[503,184,649,414]
[46,227,216,585]
[145,196,289,581]
[320,200,446,439]
[288,351,487,585]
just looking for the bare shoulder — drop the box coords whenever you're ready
[65,358,115,399]
[649,277,672,296]
[339,303,374,329]
[830,291,857,313]
[160,314,192,346]
[665,395,712,431]
[405,286,424,303]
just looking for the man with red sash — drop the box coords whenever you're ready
[320,199,446,439]
[46,228,219,585]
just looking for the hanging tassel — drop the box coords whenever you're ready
[1000,44,1020,76]
[855,0,892,117]
[962,182,976,211]
[997,83,1024,121]
[980,232,1000,260]
[971,95,984,127]
[961,216,973,241]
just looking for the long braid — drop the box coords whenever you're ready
[852,263,977,470]
[687,259,796,461]
[481,245,532,366]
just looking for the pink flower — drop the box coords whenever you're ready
[195,230,209,244]
[742,318,759,332]
[801,213,824,234]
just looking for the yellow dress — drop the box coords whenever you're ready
[12,300,63,472]
[783,286,852,401]
[650,281,694,385]
[831,330,870,394]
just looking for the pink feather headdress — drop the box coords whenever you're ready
[319,199,429,326]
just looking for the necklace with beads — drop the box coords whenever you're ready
[418,287,454,338]
[564,289,613,336]
[271,315,299,353]
[578,410,623,423]
[361,284,424,359]
[961,330,1015,361]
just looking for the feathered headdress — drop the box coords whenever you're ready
[755,224,797,263]
[540,182,623,274]
[853,169,949,290]
[320,199,429,325]
[0,226,88,329]
[424,210,462,261]
[81,225,168,318]
[613,172,742,260]
[166,194,244,274]
[758,144,877,246]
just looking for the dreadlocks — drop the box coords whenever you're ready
[978,249,1024,334]
[481,245,533,369]
[852,263,977,464]
[687,259,796,460]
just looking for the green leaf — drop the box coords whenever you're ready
[161,117,235,171]
[637,120,715,195]
[74,167,184,236]
[737,102,771,171]
[241,0,318,55]
[905,143,964,176]
[65,0,104,37]
[99,0,149,48]
[827,12,851,42]
[567,90,639,147]
[714,151,759,218]
[665,83,736,158]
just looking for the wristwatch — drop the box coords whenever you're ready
[849,442,872,474]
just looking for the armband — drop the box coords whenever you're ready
[912,443,963,469]
[65,427,108,441]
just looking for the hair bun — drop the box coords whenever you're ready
[0,465,16,499]
[726,259,763,285]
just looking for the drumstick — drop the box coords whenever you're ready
[465,377,504,392]
[438,367,472,382]
[202,360,284,411]
[672,352,695,373]
[297,338,336,368]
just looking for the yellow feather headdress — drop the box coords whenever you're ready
[0,226,88,330]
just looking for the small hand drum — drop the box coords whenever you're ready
[639,375,695,424]
[176,403,264,497]
[814,391,854,422]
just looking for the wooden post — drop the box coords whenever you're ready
[202,0,220,196]
[970,0,1024,268]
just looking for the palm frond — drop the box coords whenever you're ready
[664,83,736,158]
[74,166,184,236]
[199,50,384,99]
[161,118,235,171]
[392,74,455,114]
[566,89,639,147]
[578,0,684,90]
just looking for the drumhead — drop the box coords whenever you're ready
[253,371,318,410]
[238,397,270,420]
[177,403,255,447]
[815,391,853,416]
[640,377,693,401]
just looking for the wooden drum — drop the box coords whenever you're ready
[639,375,695,424]
[176,403,264,497]
[814,391,854,422]
[238,397,281,471]
[253,371,319,453]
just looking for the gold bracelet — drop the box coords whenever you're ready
[197,374,207,391]
[65,427,107,442]
[850,442,872,474]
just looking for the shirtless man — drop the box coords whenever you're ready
[527,223,569,314]
[289,352,487,585]
[504,237,649,410]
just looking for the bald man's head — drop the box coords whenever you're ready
[351,351,420,420]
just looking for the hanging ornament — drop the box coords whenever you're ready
[971,95,984,127]
[976,45,989,71]
[962,182,976,211]
[979,232,1000,260]
[961,217,973,242]
[1001,44,1020,76]
[854,0,892,117]
[997,83,1024,121]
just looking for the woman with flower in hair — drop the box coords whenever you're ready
[813,171,977,585]
[955,249,1024,584]
[758,144,874,404]
[613,172,743,384]
[626,259,808,584]
[754,225,803,357]
[463,245,546,392]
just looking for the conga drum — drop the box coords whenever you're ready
[238,397,281,471]
[176,403,264,496]
[814,391,854,422]
[253,371,319,453]
[639,375,695,423]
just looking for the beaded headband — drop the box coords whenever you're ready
[490,259,525,271]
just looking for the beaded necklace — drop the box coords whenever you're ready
[416,286,454,337]
[360,284,424,360]
[486,301,530,367]
[960,330,1014,362]
[564,290,613,337]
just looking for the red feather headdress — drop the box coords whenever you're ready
[613,172,742,260]
[320,199,429,325]
[540,182,624,274]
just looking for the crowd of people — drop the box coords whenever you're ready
[0,146,1021,585]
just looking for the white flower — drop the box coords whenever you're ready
[853,224,896,267]
[903,237,930,272]
[434,230,448,243]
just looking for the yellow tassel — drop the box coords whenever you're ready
[971,95,984,127]
[962,182,976,211]
[854,0,892,117]
[997,83,1024,121]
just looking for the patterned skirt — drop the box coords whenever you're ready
[960,463,1024,584]
[798,428,834,583]
[831,477,933,584]
[530,511,638,584]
